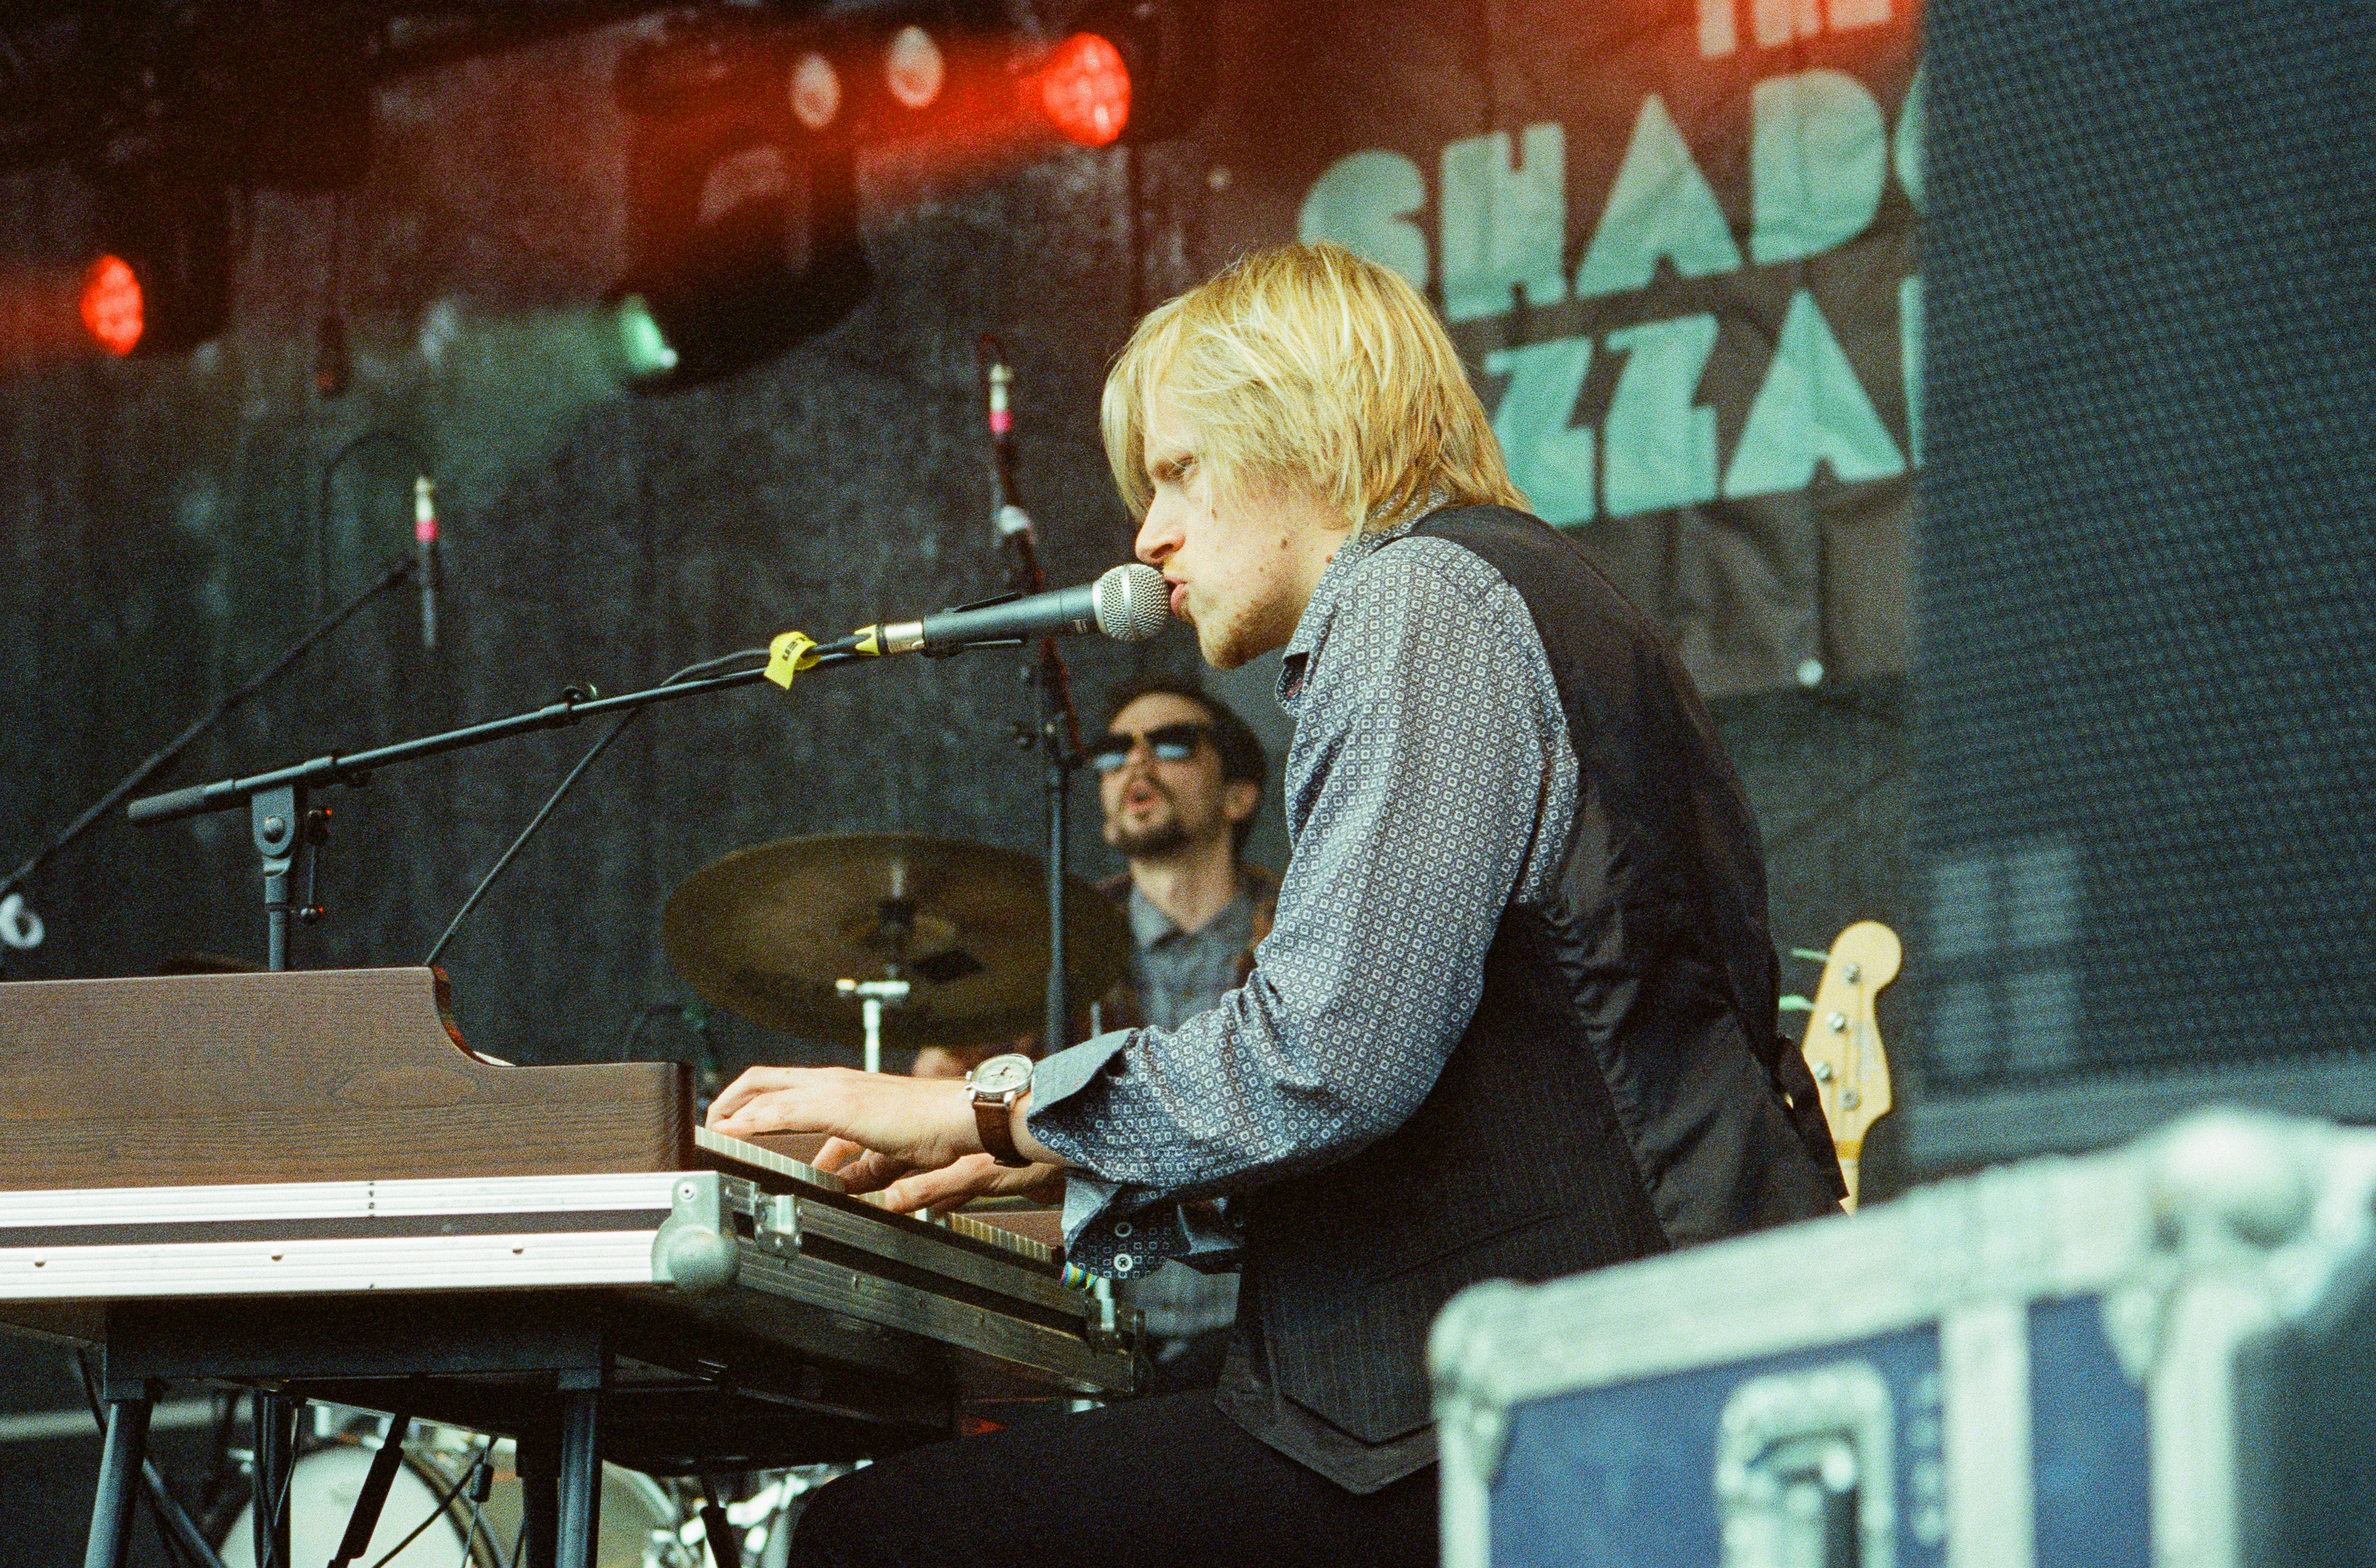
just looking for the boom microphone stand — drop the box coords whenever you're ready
[124,655,866,970]
[1019,540,1088,1055]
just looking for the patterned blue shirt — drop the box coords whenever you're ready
[1126,880,1257,1032]
[1028,518,1582,1280]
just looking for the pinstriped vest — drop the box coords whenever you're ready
[1225,507,1843,1482]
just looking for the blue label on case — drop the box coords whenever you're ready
[2030,1295,2151,1566]
[1484,1297,2156,1566]
[1490,1324,1944,1567]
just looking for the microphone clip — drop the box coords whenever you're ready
[927,589,1027,656]
[942,590,1025,615]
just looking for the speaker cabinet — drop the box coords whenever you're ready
[1906,1,2376,1169]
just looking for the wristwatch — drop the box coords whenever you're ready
[965,1052,1035,1169]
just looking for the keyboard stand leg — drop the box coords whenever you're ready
[556,1388,602,1568]
[518,1435,560,1568]
[140,1458,231,1568]
[83,1386,153,1568]
[698,1474,744,1568]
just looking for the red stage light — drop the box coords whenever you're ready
[79,254,143,356]
[1040,32,1132,147]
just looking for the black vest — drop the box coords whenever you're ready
[1232,506,1844,1454]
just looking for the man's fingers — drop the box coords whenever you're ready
[927,1159,1068,1213]
[708,1068,859,1138]
[710,1091,809,1137]
[699,1065,982,1176]
[811,1136,866,1175]
[833,1149,912,1195]
[879,1154,1012,1214]
[705,1067,802,1125]
[856,1152,1066,1216]
[704,1081,752,1125]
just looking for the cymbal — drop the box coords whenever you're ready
[661,833,1132,1047]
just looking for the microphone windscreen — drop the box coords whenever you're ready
[1093,564,1170,643]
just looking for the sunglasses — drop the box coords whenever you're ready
[1088,722,1213,774]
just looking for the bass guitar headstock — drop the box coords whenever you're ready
[1796,920,1901,1211]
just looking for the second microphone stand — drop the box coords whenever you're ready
[1,554,417,974]
[984,339,1090,1055]
[125,657,865,969]
[1006,525,1088,1054]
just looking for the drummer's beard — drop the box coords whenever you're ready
[1107,780,1192,858]
[1111,815,1191,858]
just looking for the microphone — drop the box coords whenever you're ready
[850,564,1168,656]
[412,475,440,651]
[986,352,1033,544]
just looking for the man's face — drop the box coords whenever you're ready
[1097,692,1251,860]
[1135,389,1342,671]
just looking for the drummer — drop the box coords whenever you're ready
[913,677,1277,1391]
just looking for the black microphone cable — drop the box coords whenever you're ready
[422,647,771,969]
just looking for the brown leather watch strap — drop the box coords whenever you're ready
[973,1090,1030,1168]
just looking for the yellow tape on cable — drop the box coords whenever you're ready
[765,631,822,689]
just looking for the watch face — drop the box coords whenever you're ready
[971,1053,1034,1096]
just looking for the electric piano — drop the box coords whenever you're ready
[0,967,1138,1568]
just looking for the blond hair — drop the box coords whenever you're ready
[1101,242,1527,536]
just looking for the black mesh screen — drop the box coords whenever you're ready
[1908,0,2376,1166]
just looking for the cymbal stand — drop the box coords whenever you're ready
[836,977,910,1073]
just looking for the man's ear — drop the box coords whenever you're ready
[1223,777,1260,826]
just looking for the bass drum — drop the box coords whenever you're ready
[472,1446,692,1568]
[220,1436,688,1568]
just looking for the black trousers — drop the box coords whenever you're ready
[788,1392,1438,1568]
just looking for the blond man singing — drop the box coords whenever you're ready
[711,242,1842,1566]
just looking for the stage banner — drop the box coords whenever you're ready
[1195,0,1922,696]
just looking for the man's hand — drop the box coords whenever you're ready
[708,1066,974,1169]
[814,1141,1066,1213]
[706,1066,1065,1213]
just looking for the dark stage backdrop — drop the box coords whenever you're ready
[0,5,1911,1080]
[0,26,1193,1077]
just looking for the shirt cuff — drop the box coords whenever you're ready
[1060,1193,1221,1283]
[1029,1031,1134,1265]
[1027,1029,1129,1116]
[1031,1031,1245,1281]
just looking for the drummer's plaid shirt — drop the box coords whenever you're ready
[1027,516,1582,1280]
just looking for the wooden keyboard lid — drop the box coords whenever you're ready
[0,967,692,1190]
